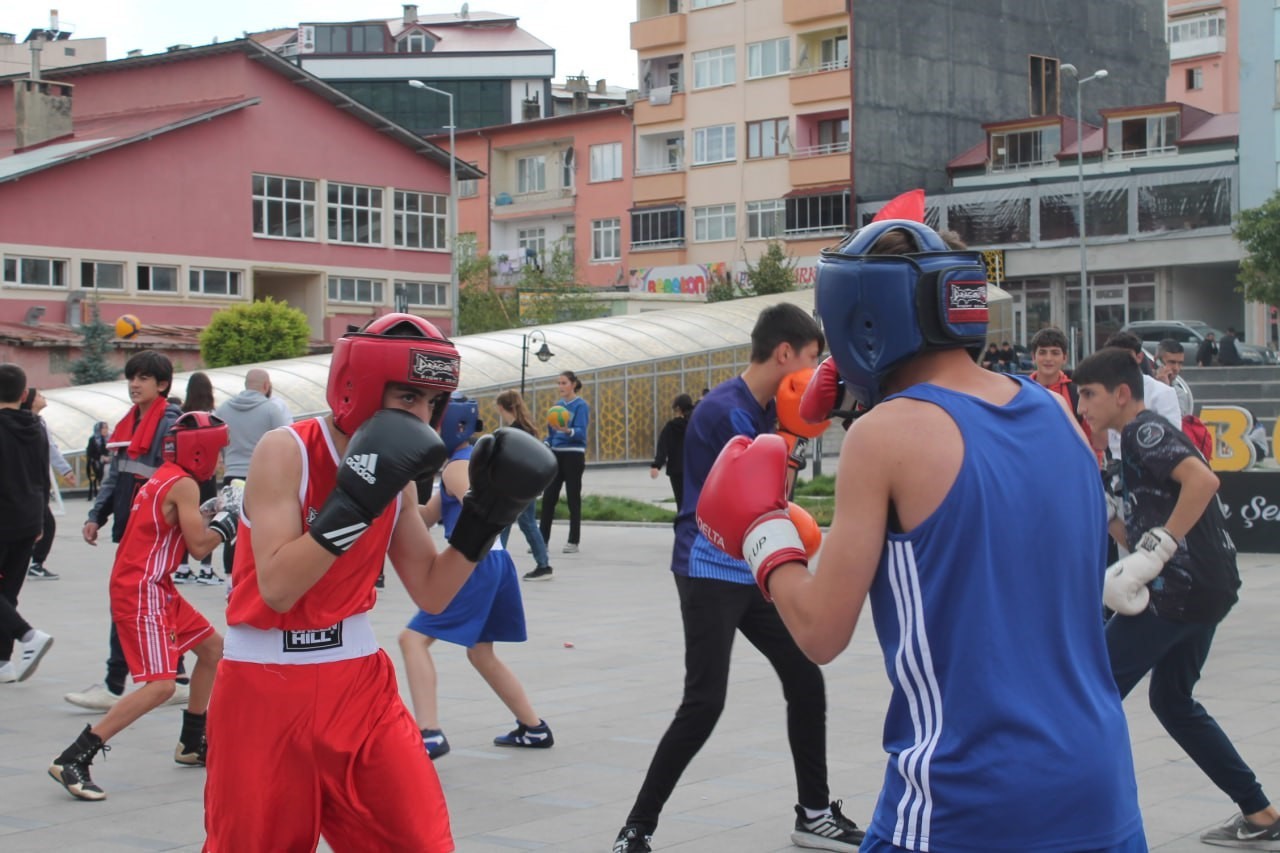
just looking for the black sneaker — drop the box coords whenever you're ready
[196,568,224,585]
[27,563,59,580]
[421,728,450,760]
[49,725,109,801]
[792,800,864,851]
[375,572,386,589]
[1201,812,1280,849]
[523,565,553,581]
[173,568,195,584]
[612,825,652,853]
[494,719,554,748]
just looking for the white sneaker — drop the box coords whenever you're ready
[15,630,53,682]
[64,683,121,711]
[0,662,15,683]
[165,682,190,707]
[562,543,579,554]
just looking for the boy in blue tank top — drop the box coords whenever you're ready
[695,221,1146,853]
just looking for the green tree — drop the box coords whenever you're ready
[458,254,519,335]
[515,238,606,325]
[1235,190,1280,305]
[745,241,796,296]
[199,298,311,367]
[68,301,120,385]
[705,270,742,303]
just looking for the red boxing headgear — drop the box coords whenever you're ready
[162,412,229,482]
[326,313,460,435]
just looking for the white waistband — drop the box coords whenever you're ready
[224,612,378,665]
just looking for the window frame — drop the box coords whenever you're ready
[746,199,786,239]
[747,37,791,80]
[80,260,125,290]
[589,142,624,182]
[746,118,790,159]
[327,181,384,245]
[693,124,737,166]
[693,203,737,243]
[517,155,547,194]
[327,276,386,305]
[136,264,180,295]
[252,174,318,241]
[392,189,448,251]
[591,218,622,261]
[188,268,243,298]
[2,255,68,288]
[395,279,449,307]
[693,46,736,90]
[630,207,686,250]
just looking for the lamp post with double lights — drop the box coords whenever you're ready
[408,79,459,337]
[520,330,555,398]
[1060,63,1108,358]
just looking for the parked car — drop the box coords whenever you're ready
[1120,320,1278,365]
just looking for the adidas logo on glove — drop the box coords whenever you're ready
[345,452,379,485]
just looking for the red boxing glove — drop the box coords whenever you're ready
[799,357,845,425]
[696,434,810,599]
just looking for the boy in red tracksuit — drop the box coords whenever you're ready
[49,412,236,801]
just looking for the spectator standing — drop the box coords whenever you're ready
[0,364,56,684]
[539,371,589,555]
[494,390,554,581]
[1155,339,1195,418]
[1029,326,1091,444]
[174,373,221,585]
[1196,332,1218,367]
[23,388,76,580]
[649,394,694,513]
[1219,327,1243,366]
[86,421,108,502]
[213,369,290,583]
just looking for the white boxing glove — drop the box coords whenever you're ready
[1103,527,1177,615]
[1105,492,1123,524]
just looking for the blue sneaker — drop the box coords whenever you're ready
[420,728,449,760]
[493,719,554,749]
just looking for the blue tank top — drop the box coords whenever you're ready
[868,378,1141,853]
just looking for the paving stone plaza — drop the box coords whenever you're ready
[2,465,1278,852]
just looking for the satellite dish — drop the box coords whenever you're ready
[460,2,470,18]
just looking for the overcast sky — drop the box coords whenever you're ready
[9,1,640,87]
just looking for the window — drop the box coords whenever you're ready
[692,0,732,8]
[395,280,448,307]
[818,117,850,149]
[313,24,385,54]
[253,174,317,239]
[693,124,736,165]
[189,269,242,297]
[81,261,124,290]
[694,204,736,242]
[457,233,478,262]
[785,191,849,237]
[1168,12,1226,43]
[458,178,478,198]
[3,256,66,287]
[1028,55,1060,116]
[747,118,790,159]
[693,47,735,89]
[393,190,447,250]
[1107,114,1180,158]
[327,276,385,304]
[137,264,179,293]
[631,207,685,249]
[328,182,383,244]
[819,35,848,71]
[590,143,623,182]
[396,32,434,53]
[1186,67,1204,90]
[517,156,546,194]
[747,199,786,239]
[592,218,621,261]
[990,127,1060,171]
[562,227,576,267]
[748,38,790,79]
[518,227,546,265]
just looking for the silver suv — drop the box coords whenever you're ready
[1120,320,1277,365]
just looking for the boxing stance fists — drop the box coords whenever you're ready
[209,509,239,545]
[697,434,822,599]
[777,368,831,472]
[449,428,558,562]
[311,409,447,555]
[1103,527,1177,615]
[800,357,866,428]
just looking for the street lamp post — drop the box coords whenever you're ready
[408,79,459,337]
[520,330,555,398]
[1061,63,1108,359]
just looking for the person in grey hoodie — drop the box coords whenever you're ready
[213,369,290,579]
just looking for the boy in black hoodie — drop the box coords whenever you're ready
[649,394,694,513]
[0,364,55,683]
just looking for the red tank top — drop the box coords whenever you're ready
[226,417,400,630]
[109,461,188,599]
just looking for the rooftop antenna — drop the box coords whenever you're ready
[460,2,469,19]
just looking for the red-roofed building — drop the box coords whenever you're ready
[1,39,478,388]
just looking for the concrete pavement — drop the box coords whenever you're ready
[2,464,1278,852]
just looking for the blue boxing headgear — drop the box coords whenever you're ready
[439,392,480,453]
[817,219,989,409]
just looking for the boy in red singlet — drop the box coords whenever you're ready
[201,314,557,853]
[50,412,236,801]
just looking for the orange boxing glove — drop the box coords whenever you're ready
[788,501,822,557]
[778,369,831,472]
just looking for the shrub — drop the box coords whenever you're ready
[199,298,311,367]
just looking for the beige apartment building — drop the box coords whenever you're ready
[627,0,850,296]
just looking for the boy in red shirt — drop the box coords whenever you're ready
[1030,326,1094,447]
[50,412,236,801]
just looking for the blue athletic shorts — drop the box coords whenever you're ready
[404,549,527,647]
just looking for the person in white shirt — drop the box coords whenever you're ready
[1155,339,1195,418]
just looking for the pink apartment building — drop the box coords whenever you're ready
[441,106,635,291]
[0,39,474,387]
[1166,0,1238,114]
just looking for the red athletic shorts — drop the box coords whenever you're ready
[112,590,214,683]
[202,649,453,852]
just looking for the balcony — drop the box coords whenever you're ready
[1170,34,1226,61]
[789,143,851,186]
[635,90,685,125]
[491,187,576,221]
[783,0,848,25]
[631,13,686,52]
[633,166,685,205]
[790,62,851,105]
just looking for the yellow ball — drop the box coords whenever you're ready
[547,405,571,429]
[114,314,142,339]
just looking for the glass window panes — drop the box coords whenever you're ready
[693,124,736,165]
[2,256,66,286]
[592,218,621,260]
[188,269,241,297]
[252,174,317,239]
[81,261,124,289]
[327,182,383,244]
[747,38,790,79]
[518,156,547,194]
[137,265,178,293]
[590,143,623,182]
[393,190,447,250]
[631,207,685,249]
[694,204,736,242]
[747,199,786,239]
[747,118,790,159]
[327,276,385,304]
[693,47,735,89]
[396,280,447,306]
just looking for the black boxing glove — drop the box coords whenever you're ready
[448,428,558,562]
[209,510,239,545]
[311,409,447,555]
